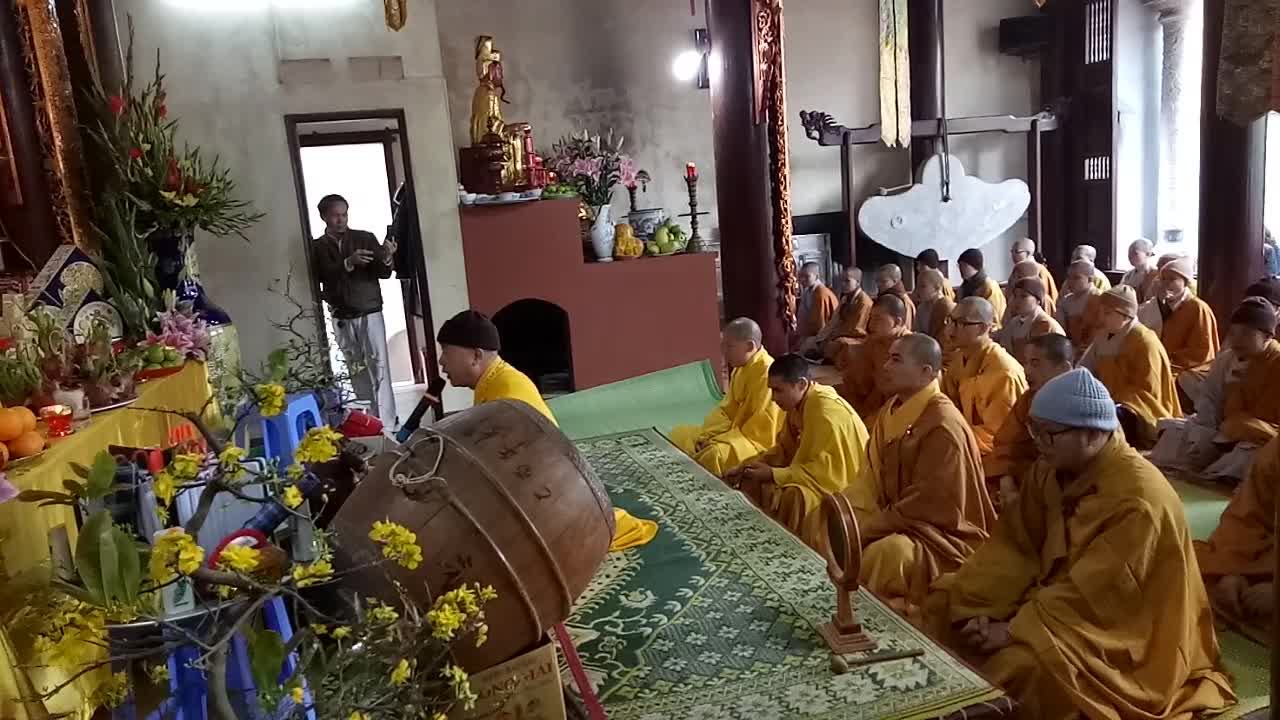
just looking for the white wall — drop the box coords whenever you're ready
[1114,0,1162,266]
[116,0,470,408]
[1268,112,1280,235]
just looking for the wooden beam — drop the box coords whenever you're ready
[800,110,1059,147]
[1026,122,1043,247]
[840,143,856,268]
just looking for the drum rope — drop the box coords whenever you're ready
[388,431,447,488]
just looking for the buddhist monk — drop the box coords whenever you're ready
[986,333,1075,505]
[875,263,917,330]
[435,310,556,423]
[802,267,873,362]
[1153,257,1220,405]
[797,261,839,346]
[915,248,955,302]
[726,354,871,548]
[1081,285,1181,448]
[913,267,955,341]
[1003,259,1056,317]
[839,294,912,419]
[1120,237,1160,304]
[672,318,783,476]
[956,248,1006,325]
[928,369,1236,720]
[942,297,1029,468]
[1008,238,1058,309]
[854,333,995,616]
[1138,253,1187,332]
[994,277,1065,365]
[1055,259,1105,355]
[1069,244,1112,291]
[1197,435,1280,630]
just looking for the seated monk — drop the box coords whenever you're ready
[1003,259,1056,317]
[1137,253,1187,332]
[986,333,1075,506]
[1197,435,1280,632]
[1008,237,1058,309]
[1120,237,1160,304]
[838,294,911,419]
[1152,257,1220,406]
[1069,244,1112,291]
[875,263,917,330]
[927,369,1236,720]
[912,267,955,341]
[1081,285,1181,448]
[435,310,556,423]
[852,333,995,616]
[1055,259,1105,356]
[801,267,873,362]
[994,277,1065,365]
[796,261,839,347]
[956,248,1006,325]
[725,354,871,548]
[672,318,783,476]
[914,248,956,302]
[942,297,1029,471]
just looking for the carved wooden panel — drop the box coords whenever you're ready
[0,93,20,207]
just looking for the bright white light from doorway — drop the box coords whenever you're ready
[672,50,702,83]
[161,0,360,12]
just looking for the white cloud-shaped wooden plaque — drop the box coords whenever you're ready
[857,154,1030,260]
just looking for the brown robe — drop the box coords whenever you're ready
[915,295,956,342]
[984,389,1037,481]
[837,326,911,420]
[1056,290,1105,356]
[1161,293,1220,377]
[818,289,874,362]
[801,283,840,339]
[1221,340,1280,445]
[1196,435,1279,580]
[882,283,917,331]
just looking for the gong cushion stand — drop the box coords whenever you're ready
[818,492,878,654]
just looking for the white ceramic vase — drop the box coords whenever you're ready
[590,204,615,262]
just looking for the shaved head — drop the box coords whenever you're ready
[1072,244,1098,262]
[801,261,822,275]
[1012,238,1036,254]
[873,293,908,322]
[844,267,863,283]
[897,333,943,372]
[1129,238,1154,255]
[954,296,996,324]
[1011,259,1040,280]
[1030,332,1074,366]
[1069,259,1096,275]
[878,264,903,282]
[724,317,762,345]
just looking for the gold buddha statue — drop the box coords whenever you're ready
[470,36,509,146]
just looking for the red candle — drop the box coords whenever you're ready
[686,162,697,180]
[40,405,72,438]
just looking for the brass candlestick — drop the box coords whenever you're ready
[682,175,707,253]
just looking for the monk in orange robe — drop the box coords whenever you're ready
[1153,256,1220,405]
[1120,237,1160,304]
[986,333,1075,506]
[928,369,1235,720]
[1056,259,1105,356]
[956,248,1006,326]
[727,354,871,549]
[853,333,995,617]
[1003,260,1057,317]
[914,248,955,302]
[1081,285,1181,448]
[913,267,955,342]
[994,277,1065,365]
[838,294,911,419]
[803,267,873,362]
[1197,435,1280,630]
[1008,237,1058,309]
[942,297,1029,470]
[875,263,917,330]
[797,261,839,346]
[1069,244,1112,291]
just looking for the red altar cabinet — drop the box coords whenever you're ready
[459,198,722,392]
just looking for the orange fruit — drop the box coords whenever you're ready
[8,430,44,458]
[10,407,36,434]
[0,411,24,443]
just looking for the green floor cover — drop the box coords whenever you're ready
[556,361,1269,716]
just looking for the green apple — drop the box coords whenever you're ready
[653,226,670,246]
[145,346,165,364]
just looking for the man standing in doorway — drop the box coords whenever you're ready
[313,193,398,428]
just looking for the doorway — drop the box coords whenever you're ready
[284,110,439,424]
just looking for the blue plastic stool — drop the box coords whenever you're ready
[235,393,323,466]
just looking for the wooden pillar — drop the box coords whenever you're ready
[1198,0,1266,323]
[707,0,787,353]
[908,0,942,165]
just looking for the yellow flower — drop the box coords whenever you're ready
[349,712,369,720]
[169,453,203,481]
[218,445,247,480]
[286,463,304,481]
[146,663,170,685]
[389,658,412,686]
[152,470,175,508]
[368,520,423,570]
[37,600,108,667]
[475,622,489,648]
[92,671,130,709]
[310,624,328,636]
[441,664,477,710]
[282,485,304,509]
[177,194,199,208]
[331,626,351,640]
[291,686,304,704]
[255,383,286,417]
[290,560,333,588]
[293,427,343,465]
[366,602,399,625]
[217,544,260,574]
[478,585,498,603]
[148,529,204,586]
[426,601,466,641]
[433,714,447,720]
[216,584,235,600]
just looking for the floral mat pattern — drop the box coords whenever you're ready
[562,429,1003,720]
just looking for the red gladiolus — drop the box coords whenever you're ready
[157,105,168,119]
[164,158,181,190]
[108,95,126,115]
[128,147,143,160]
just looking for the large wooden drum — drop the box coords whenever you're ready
[331,400,615,669]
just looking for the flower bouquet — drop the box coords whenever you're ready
[546,128,636,212]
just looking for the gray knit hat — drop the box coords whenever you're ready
[1030,368,1119,432]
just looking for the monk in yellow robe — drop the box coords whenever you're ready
[1081,285,1181,448]
[1152,257,1220,405]
[986,333,1075,506]
[672,318,783,476]
[797,261,839,345]
[956,248,1006,326]
[854,333,996,615]
[914,248,956,302]
[802,267,873,362]
[912,267,955,342]
[1069,244,1112,291]
[1056,259,1106,357]
[1003,259,1056,317]
[838,293,911,418]
[875,263,917,330]
[1008,237,1059,309]
[1120,237,1160,304]
[994,277,1065,365]
[928,368,1235,720]
[942,297,1029,469]
[1197,435,1280,629]
[727,354,871,549]
[437,310,556,423]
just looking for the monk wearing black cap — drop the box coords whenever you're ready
[956,248,1006,325]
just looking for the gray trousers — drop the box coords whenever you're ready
[334,311,397,428]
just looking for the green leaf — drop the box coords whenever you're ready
[70,462,91,480]
[75,510,114,605]
[85,451,118,501]
[98,524,124,604]
[266,349,289,383]
[16,490,79,504]
[111,526,142,603]
[247,627,287,690]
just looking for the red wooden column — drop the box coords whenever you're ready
[707,0,787,354]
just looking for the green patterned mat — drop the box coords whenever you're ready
[566,429,1002,720]
[549,362,723,441]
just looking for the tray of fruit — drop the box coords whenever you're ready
[643,220,688,256]
[541,182,579,199]
[135,345,187,381]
